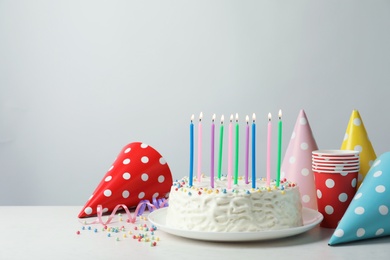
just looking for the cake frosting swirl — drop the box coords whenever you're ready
[166,176,303,232]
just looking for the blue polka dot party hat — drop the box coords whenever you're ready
[341,109,376,188]
[328,152,390,245]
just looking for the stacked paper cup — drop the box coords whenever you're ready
[312,150,360,228]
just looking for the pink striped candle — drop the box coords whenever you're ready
[266,113,272,186]
[197,112,203,183]
[210,114,216,188]
[228,114,233,189]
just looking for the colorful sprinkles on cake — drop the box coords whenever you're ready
[173,175,295,196]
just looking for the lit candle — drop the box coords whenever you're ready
[197,112,203,183]
[228,114,233,189]
[234,113,239,185]
[276,109,282,187]
[211,114,216,188]
[218,115,224,180]
[251,113,256,189]
[267,113,272,186]
[245,115,249,184]
[189,114,194,187]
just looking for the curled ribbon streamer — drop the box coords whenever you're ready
[137,197,169,216]
[80,198,169,226]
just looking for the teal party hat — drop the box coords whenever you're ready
[328,152,390,245]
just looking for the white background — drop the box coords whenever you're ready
[1,0,389,205]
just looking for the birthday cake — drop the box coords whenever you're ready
[166,176,303,232]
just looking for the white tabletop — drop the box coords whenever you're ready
[0,206,389,260]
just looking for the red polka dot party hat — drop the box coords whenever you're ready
[329,151,390,245]
[78,142,172,218]
[281,109,318,210]
[340,109,376,188]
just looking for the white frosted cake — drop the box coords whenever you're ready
[166,176,303,232]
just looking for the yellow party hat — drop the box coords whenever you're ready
[341,109,376,187]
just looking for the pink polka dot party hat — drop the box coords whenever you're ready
[281,109,318,210]
[340,109,377,188]
[328,151,390,245]
[78,142,172,218]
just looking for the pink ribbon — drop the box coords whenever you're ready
[81,198,168,226]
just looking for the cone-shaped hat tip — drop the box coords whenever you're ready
[349,109,362,121]
[299,109,308,120]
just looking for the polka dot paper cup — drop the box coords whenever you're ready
[312,150,360,157]
[314,170,358,228]
[312,155,359,162]
[312,160,359,165]
[312,163,359,169]
[312,166,360,172]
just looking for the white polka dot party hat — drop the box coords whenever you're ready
[78,142,172,218]
[341,109,376,187]
[281,109,318,210]
[328,152,390,245]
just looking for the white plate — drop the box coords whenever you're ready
[148,207,323,242]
